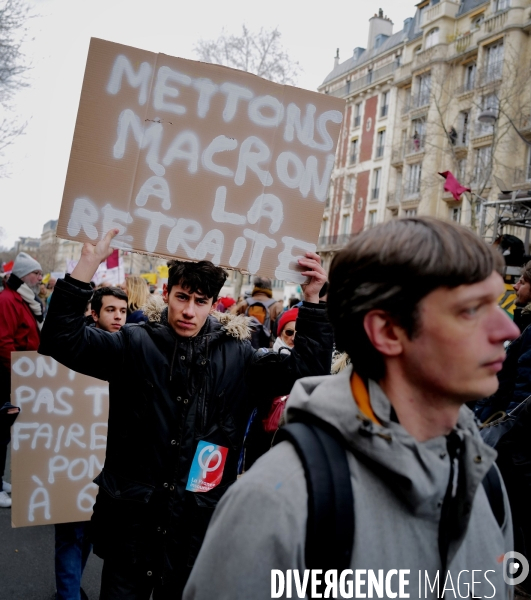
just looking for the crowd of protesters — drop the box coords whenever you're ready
[3,218,531,598]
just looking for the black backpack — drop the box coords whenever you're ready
[275,416,505,573]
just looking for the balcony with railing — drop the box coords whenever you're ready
[405,135,426,155]
[483,8,509,33]
[456,77,476,96]
[317,234,357,250]
[477,60,503,87]
[387,192,400,206]
[328,60,399,99]
[422,0,459,27]
[412,93,430,110]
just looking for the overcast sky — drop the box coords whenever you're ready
[1,0,416,248]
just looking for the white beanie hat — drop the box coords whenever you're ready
[12,252,42,278]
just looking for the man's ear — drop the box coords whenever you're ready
[363,310,405,358]
[162,283,168,304]
[90,309,99,324]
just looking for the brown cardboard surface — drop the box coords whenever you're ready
[10,351,109,527]
[57,38,345,282]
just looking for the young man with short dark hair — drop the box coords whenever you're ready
[90,286,128,332]
[184,217,519,600]
[39,230,332,599]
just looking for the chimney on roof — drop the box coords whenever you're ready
[334,48,340,68]
[368,8,394,50]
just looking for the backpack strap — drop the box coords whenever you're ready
[482,464,505,528]
[275,419,354,572]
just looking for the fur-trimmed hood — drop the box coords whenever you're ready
[141,294,252,341]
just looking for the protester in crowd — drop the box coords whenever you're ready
[38,283,50,318]
[125,276,149,324]
[39,229,332,599]
[215,295,235,314]
[184,217,518,600]
[513,262,531,332]
[0,252,43,509]
[90,286,128,332]
[474,261,531,422]
[242,307,300,470]
[46,277,57,309]
[273,307,298,353]
[231,277,284,348]
[54,286,128,600]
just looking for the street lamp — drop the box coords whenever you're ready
[477,108,531,146]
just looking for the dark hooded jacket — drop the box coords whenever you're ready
[39,275,333,585]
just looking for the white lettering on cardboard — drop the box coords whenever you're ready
[202,135,238,178]
[234,136,273,187]
[163,130,200,173]
[36,356,57,378]
[65,424,86,449]
[84,386,109,418]
[211,186,246,226]
[90,423,108,450]
[12,422,39,450]
[135,208,176,253]
[153,66,191,115]
[195,230,224,265]
[314,110,343,152]
[135,176,172,210]
[229,237,247,268]
[28,476,51,522]
[113,109,165,176]
[284,103,317,148]
[67,198,99,240]
[166,219,202,257]
[193,78,218,118]
[248,95,285,128]
[12,356,35,377]
[220,82,254,122]
[247,193,284,234]
[243,229,277,274]
[77,482,98,512]
[275,236,317,283]
[101,204,133,250]
[107,55,152,106]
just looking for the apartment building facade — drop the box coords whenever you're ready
[318,0,531,264]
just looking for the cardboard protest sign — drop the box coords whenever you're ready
[57,38,345,282]
[10,351,108,527]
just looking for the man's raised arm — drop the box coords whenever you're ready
[39,230,124,381]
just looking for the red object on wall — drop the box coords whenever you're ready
[360,96,378,163]
[106,249,120,269]
[353,171,370,234]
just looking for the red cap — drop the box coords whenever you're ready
[277,308,299,337]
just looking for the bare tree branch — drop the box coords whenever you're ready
[194,25,301,85]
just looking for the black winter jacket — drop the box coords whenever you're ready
[39,275,333,585]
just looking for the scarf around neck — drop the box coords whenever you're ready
[7,274,43,329]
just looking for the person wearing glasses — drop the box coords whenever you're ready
[273,308,298,353]
[0,252,43,508]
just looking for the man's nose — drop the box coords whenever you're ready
[182,300,195,317]
[496,308,520,342]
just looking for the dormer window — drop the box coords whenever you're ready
[425,28,440,49]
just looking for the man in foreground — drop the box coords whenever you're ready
[185,217,519,599]
[39,230,332,599]
[54,285,128,600]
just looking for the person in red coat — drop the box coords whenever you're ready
[0,252,43,508]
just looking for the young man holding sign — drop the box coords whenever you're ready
[39,229,332,599]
